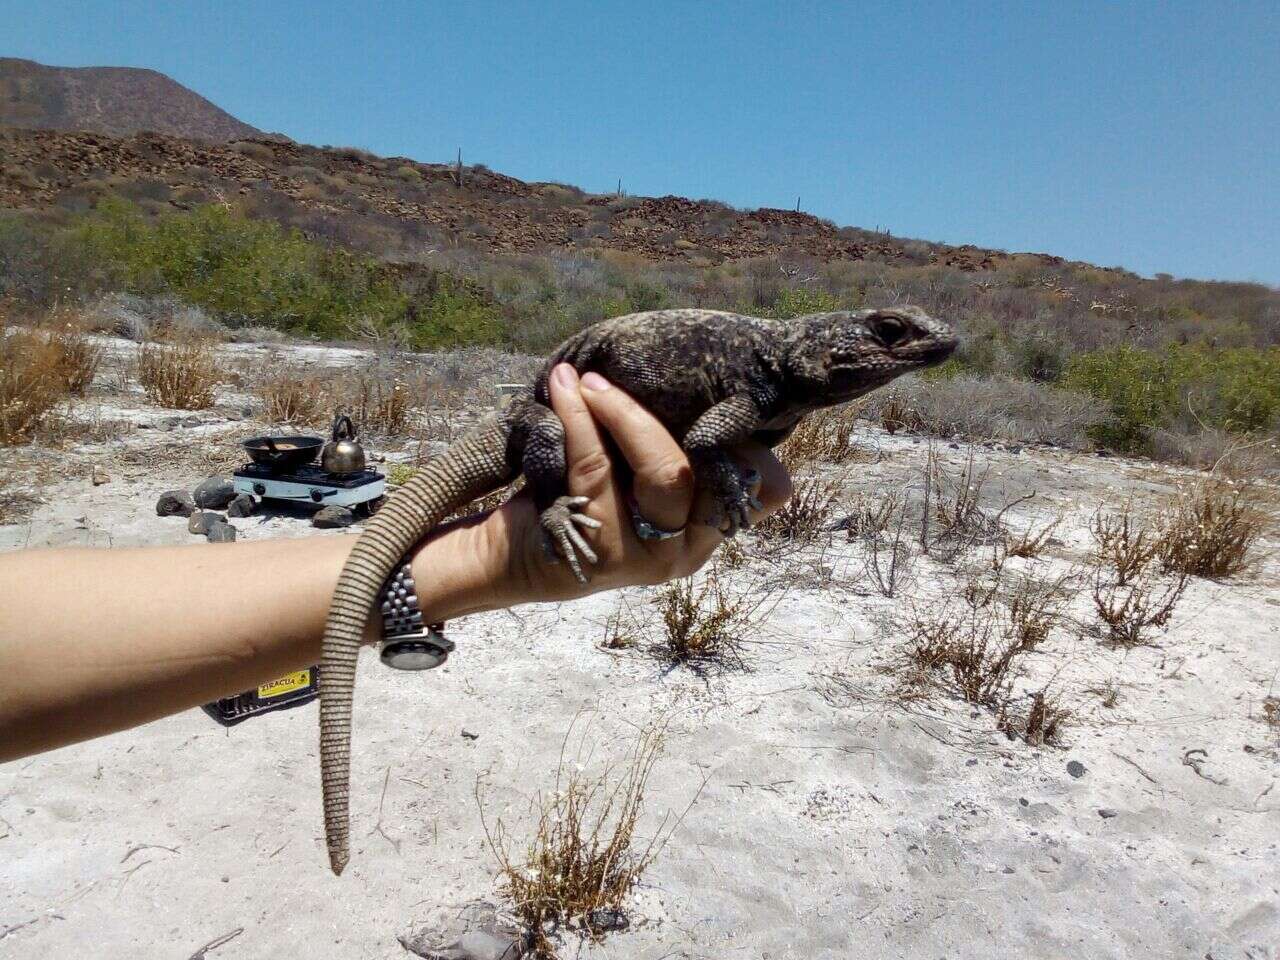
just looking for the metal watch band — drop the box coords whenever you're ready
[377,561,453,670]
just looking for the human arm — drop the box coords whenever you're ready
[0,366,788,761]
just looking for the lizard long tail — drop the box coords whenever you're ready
[320,418,513,875]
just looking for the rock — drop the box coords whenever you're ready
[312,505,356,529]
[156,490,196,517]
[1097,808,1118,819]
[188,511,224,535]
[181,415,202,427]
[226,494,255,518]
[193,476,236,509]
[1066,760,1087,779]
[91,464,110,486]
[586,908,629,933]
[399,902,524,960]
[461,728,479,741]
[206,521,237,543]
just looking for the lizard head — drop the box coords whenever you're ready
[782,305,957,403]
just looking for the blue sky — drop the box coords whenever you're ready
[6,1,1278,284]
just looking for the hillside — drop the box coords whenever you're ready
[0,57,266,142]
[0,125,1072,271]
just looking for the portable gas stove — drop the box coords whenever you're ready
[232,462,387,511]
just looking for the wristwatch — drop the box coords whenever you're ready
[377,561,454,670]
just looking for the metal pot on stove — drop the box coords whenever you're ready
[321,414,367,476]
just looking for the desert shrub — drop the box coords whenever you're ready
[1064,343,1280,452]
[256,365,332,425]
[1090,563,1187,648]
[332,363,416,435]
[68,199,408,338]
[1091,503,1158,586]
[136,339,219,409]
[863,376,1106,448]
[406,274,504,348]
[43,318,101,395]
[1154,478,1266,579]
[648,562,777,672]
[754,471,841,544]
[393,164,422,182]
[481,721,677,957]
[0,326,71,443]
[900,571,1067,741]
[768,286,840,319]
[775,404,863,468]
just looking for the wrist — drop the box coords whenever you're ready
[405,504,529,622]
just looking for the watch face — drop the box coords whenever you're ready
[381,639,448,670]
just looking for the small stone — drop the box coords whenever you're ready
[188,511,224,535]
[1098,808,1118,819]
[156,490,196,517]
[220,875,230,883]
[461,728,479,741]
[1066,760,1087,779]
[182,415,202,427]
[206,521,237,543]
[1019,798,1029,807]
[1001,866,1015,875]
[586,908,629,932]
[91,464,110,486]
[193,476,236,509]
[312,505,356,529]
[226,493,255,518]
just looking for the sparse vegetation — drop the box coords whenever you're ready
[1154,477,1266,579]
[481,721,681,957]
[1091,503,1158,586]
[755,470,842,544]
[136,338,219,409]
[897,568,1071,743]
[775,404,864,468]
[1,324,75,443]
[647,562,778,672]
[256,364,331,425]
[1090,562,1188,648]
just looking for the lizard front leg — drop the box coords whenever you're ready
[682,393,769,537]
[520,402,602,583]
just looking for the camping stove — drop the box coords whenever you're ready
[232,462,387,510]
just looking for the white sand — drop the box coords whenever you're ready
[2,347,1278,959]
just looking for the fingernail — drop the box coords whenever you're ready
[580,372,610,391]
[552,363,578,389]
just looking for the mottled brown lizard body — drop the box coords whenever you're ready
[319,306,956,874]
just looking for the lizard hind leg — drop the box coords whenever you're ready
[521,406,601,583]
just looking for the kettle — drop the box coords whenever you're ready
[321,414,366,476]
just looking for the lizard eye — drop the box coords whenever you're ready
[866,315,910,348]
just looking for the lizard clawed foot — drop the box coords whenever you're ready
[697,458,762,539]
[539,495,602,583]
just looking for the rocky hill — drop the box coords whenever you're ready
[0,125,1075,271]
[0,57,266,141]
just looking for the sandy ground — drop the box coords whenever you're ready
[2,338,1279,959]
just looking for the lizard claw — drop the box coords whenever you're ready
[540,495,600,582]
[696,456,757,539]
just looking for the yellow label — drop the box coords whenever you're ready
[258,670,311,699]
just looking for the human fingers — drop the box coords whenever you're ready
[547,363,613,501]
[578,372,695,536]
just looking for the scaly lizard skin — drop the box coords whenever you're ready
[319,306,956,874]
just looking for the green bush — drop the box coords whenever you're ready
[768,287,840,320]
[1064,344,1280,452]
[67,199,407,338]
[407,275,503,348]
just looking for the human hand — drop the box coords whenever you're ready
[481,363,791,607]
